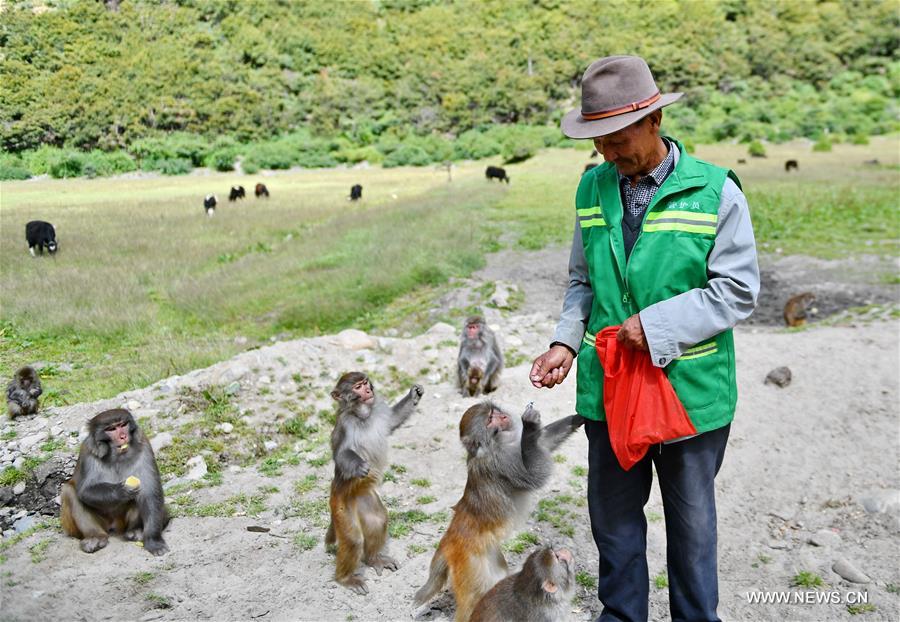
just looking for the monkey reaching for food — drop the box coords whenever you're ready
[457,315,504,397]
[414,402,583,621]
[6,366,42,418]
[325,372,424,594]
[470,546,576,622]
[60,409,170,555]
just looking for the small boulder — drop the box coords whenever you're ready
[764,366,792,388]
[184,456,208,481]
[150,432,173,453]
[333,329,378,351]
[832,559,870,584]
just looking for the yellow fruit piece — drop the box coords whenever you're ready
[125,476,141,488]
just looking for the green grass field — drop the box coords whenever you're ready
[1,136,897,404]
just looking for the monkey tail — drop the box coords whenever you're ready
[414,549,449,605]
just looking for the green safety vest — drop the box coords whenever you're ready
[574,139,740,433]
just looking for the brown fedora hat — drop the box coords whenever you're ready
[561,55,683,139]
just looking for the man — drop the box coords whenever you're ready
[529,56,759,622]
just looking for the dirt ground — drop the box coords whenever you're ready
[1,247,898,622]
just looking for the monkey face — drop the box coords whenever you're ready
[104,420,131,452]
[530,546,575,596]
[89,409,138,458]
[486,409,511,432]
[352,379,375,406]
[466,323,481,339]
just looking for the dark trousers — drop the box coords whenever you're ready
[584,419,730,622]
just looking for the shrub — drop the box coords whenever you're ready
[207,150,236,171]
[452,130,502,160]
[748,140,766,157]
[295,150,338,168]
[0,163,31,180]
[850,133,870,145]
[245,143,295,169]
[383,144,432,167]
[130,133,211,167]
[146,158,193,175]
[240,158,260,174]
[48,151,84,178]
[338,146,384,164]
[82,150,137,176]
[813,136,833,152]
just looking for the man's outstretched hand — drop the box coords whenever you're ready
[529,345,575,388]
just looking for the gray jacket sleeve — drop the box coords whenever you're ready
[639,177,760,367]
[552,220,593,352]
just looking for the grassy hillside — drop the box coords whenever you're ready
[1,136,897,403]
[1,0,896,159]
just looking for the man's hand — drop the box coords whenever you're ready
[529,345,575,388]
[617,314,648,350]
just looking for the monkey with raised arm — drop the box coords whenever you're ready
[7,366,42,418]
[325,372,424,594]
[414,402,583,621]
[470,546,576,622]
[60,409,169,555]
[457,316,504,397]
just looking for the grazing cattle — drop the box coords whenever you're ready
[204,194,217,217]
[485,166,509,184]
[784,159,799,172]
[25,220,57,256]
[863,159,880,166]
[228,186,246,201]
[736,158,747,164]
[584,163,598,173]
[255,183,269,198]
[349,184,362,201]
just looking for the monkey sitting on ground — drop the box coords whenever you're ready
[60,408,170,555]
[414,402,583,622]
[7,366,42,418]
[457,316,503,397]
[783,292,816,327]
[325,372,424,594]
[470,546,575,622]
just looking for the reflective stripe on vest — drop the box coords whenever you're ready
[643,210,717,235]
[577,206,605,229]
[583,332,718,361]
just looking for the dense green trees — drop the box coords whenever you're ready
[0,0,896,177]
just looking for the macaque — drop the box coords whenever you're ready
[325,372,424,594]
[414,402,583,621]
[783,292,816,327]
[60,409,169,555]
[6,366,41,417]
[470,546,576,622]
[457,316,503,397]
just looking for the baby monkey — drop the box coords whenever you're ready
[470,545,576,622]
[325,372,424,594]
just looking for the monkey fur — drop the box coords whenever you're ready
[457,316,504,397]
[60,409,170,555]
[783,292,816,327]
[6,366,41,418]
[414,402,583,621]
[470,546,576,622]
[325,371,424,595]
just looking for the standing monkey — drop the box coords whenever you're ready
[457,316,503,397]
[470,546,576,622]
[325,372,424,594]
[7,366,42,418]
[60,409,170,555]
[414,402,583,621]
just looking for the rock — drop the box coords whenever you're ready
[234,336,248,346]
[50,426,63,437]
[490,281,519,309]
[150,432,173,453]
[57,363,74,373]
[215,423,234,434]
[125,399,142,411]
[0,487,12,506]
[184,456,208,481]
[764,366,792,388]
[258,375,271,385]
[228,465,243,474]
[224,381,241,396]
[219,363,250,384]
[34,417,49,429]
[13,514,36,533]
[832,559,870,584]
[505,335,523,348]
[333,329,378,351]
[808,529,841,547]
[767,539,790,550]
[857,489,900,514]
[13,457,25,470]
[13,482,26,495]
[263,441,278,452]
[18,430,49,452]
[426,322,456,336]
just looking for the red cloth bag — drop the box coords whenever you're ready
[594,325,697,471]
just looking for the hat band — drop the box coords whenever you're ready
[581,91,661,120]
